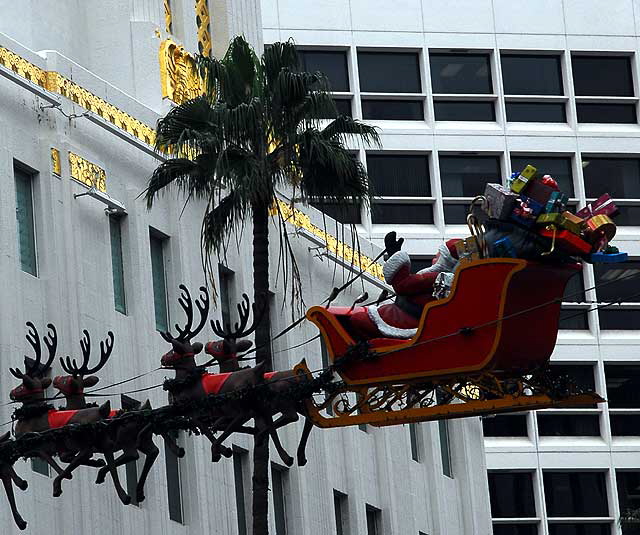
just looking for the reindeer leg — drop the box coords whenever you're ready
[255,411,299,444]
[99,447,132,505]
[296,417,314,466]
[53,449,92,497]
[255,414,293,467]
[1,470,27,530]
[210,415,251,462]
[161,432,185,458]
[134,424,159,504]
[36,452,66,478]
[192,416,233,460]
[96,446,138,485]
[8,465,28,491]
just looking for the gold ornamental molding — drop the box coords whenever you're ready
[68,152,107,192]
[164,0,173,33]
[159,39,205,105]
[272,199,384,281]
[0,45,156,147]
[195,0,212,56]
[50,148,61,176]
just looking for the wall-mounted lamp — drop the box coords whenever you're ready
[74,187,126,215]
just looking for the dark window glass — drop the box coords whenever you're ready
[367,154,431,197]
[219,265,234,328]
[150,232,169,332]
[613,205,640,226]
[358,52,421,93]
[31,457,49,476]
[501,55,563,95]
[576,103,637,124]
[110,216,127,314]
[410,257,434,273]
[362,99,424,120]
[582,158,640,199]
[443,203,472,224]
[439,155,501,197]
[488,472,536,517]
[483,414,528,437]
[438,419,452,477]
[409,423,421,462]
[434,101,495,121]
[611,414,640,436]
[605,364,640,408]
[365,504,381,535]
[272,465,288,535]
[430,53,492,94]
[333,490,348,535]
[617,471,640,512]
[298,50,349,92]
[371,202,434,224]
[538,414,600,436]
[165,430,183,523]
[550,364,596,392]
[511,156,574,197]
[599,309,640,330]
[544,472,608,517]
[233,448,248,535]
[563,269,586,303]
[493,526,538,535]
[559,308,590,330]
[122,395,140,505]
[312,201,361,224]
[548,524,611,535]
[15,167,37,276]
[594,261,640,303]
[334,98,352,116]
[572,56,634,96]
[506,102,566,123]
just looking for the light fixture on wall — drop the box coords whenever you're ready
[74,187,126,215]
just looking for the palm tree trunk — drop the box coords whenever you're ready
[251,200,272,535]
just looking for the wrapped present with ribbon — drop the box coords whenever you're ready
[536,211,584,235]
[576,193,620,219]
[484,183,519,219]
[590,251,628,263]
[522,177,556,206]
[511,195,543,227]
[539,226,592,256]
[493,236,517,258]
[510,164,537,194]
[433,272,455,299]
[544,191,569,214]
[455,236,481,263]
[584,214,617,252]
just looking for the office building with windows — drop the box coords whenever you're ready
[261,1,640,534]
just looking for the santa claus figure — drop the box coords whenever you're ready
[349,232,461,340]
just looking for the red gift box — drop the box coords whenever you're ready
[539,228,592,256]
[522,178,555,205]
[576,193,620,219]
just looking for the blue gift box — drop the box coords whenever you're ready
[589,252,628,263]
[493,237,517,258]
[510,196,544,227]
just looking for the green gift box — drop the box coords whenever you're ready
[536,212,583,235]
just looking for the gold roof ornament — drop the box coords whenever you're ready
[159,39,205,105]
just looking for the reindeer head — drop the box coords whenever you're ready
[53,330,114,399]
[9,322,57,403]
[206,293,262,369]
[160,285,210,368]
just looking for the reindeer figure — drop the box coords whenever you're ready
[55,329,161,504]
[209,297,315,467]
[0,432,29,530]
[159,285,298,463]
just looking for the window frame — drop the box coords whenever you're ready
[14,164,38,277]
[109,215,127,315]
[149,229,170,333]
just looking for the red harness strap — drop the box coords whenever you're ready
[48,410,76,429]
[263,372,277,380]
[201,373,232,395]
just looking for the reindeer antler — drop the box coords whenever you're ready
[10,322,57,379]
[161,285,210,343]
[211,293,266,340]
[61,330,114,376]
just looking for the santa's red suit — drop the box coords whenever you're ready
[349,240,460,339]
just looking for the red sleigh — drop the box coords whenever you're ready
[299,258,604,428]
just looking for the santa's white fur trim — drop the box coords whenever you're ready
[417,243,458,275]
[366,306,418,339]
[383,251,410,284]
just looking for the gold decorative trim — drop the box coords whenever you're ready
[68,152,107,192]
[50,148,61,176]
[0,45,156,147]
[164,0,172,33]
[159,39,205,105]
[195,0,212,56]
[272,199,384,281]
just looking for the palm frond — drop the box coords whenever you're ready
[144,158,206,208]
[321,116,381,148]
[201,190,249,256]
[154,96,219,152]
[262,39,300,89]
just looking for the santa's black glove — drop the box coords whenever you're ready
[384,231,404,256]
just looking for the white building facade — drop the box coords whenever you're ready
[0,1,492,535]
[260,1,640,534]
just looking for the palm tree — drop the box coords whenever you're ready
[145,36,380,534]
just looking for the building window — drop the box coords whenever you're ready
[358,51,424,120]
[438,420,453,477]
[439,155,501,224]
[298,49,352,116]
[606,364,640,436]
[409,423,421,462]
[165,430,183,523]
[365,504,381,535]
[311,201,362,224]
[122,395,140,505]
[218,264,234,329]
[333,490,349,535]
[617,471,640,534]
[14,166,37,276]
[272,464,288,535]
[582,157,640,226]
[538,414,600,437]
[150,231,169,332]
[31,457,49,476]
[501,54,565,123]
[233,447,248,535]
[489,472,537,534]
[430,52,494,121]
[367,154,433,224]
[594,261,640,330]
[544,472,610,533]
[557,268,589,331]
[572,55,637,124]
[482,414,528,437]
[110,216,127,314]
[510,155,574,197]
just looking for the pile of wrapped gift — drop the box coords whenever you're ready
[457,164,628,264]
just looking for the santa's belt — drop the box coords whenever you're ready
[394,296,424,320]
